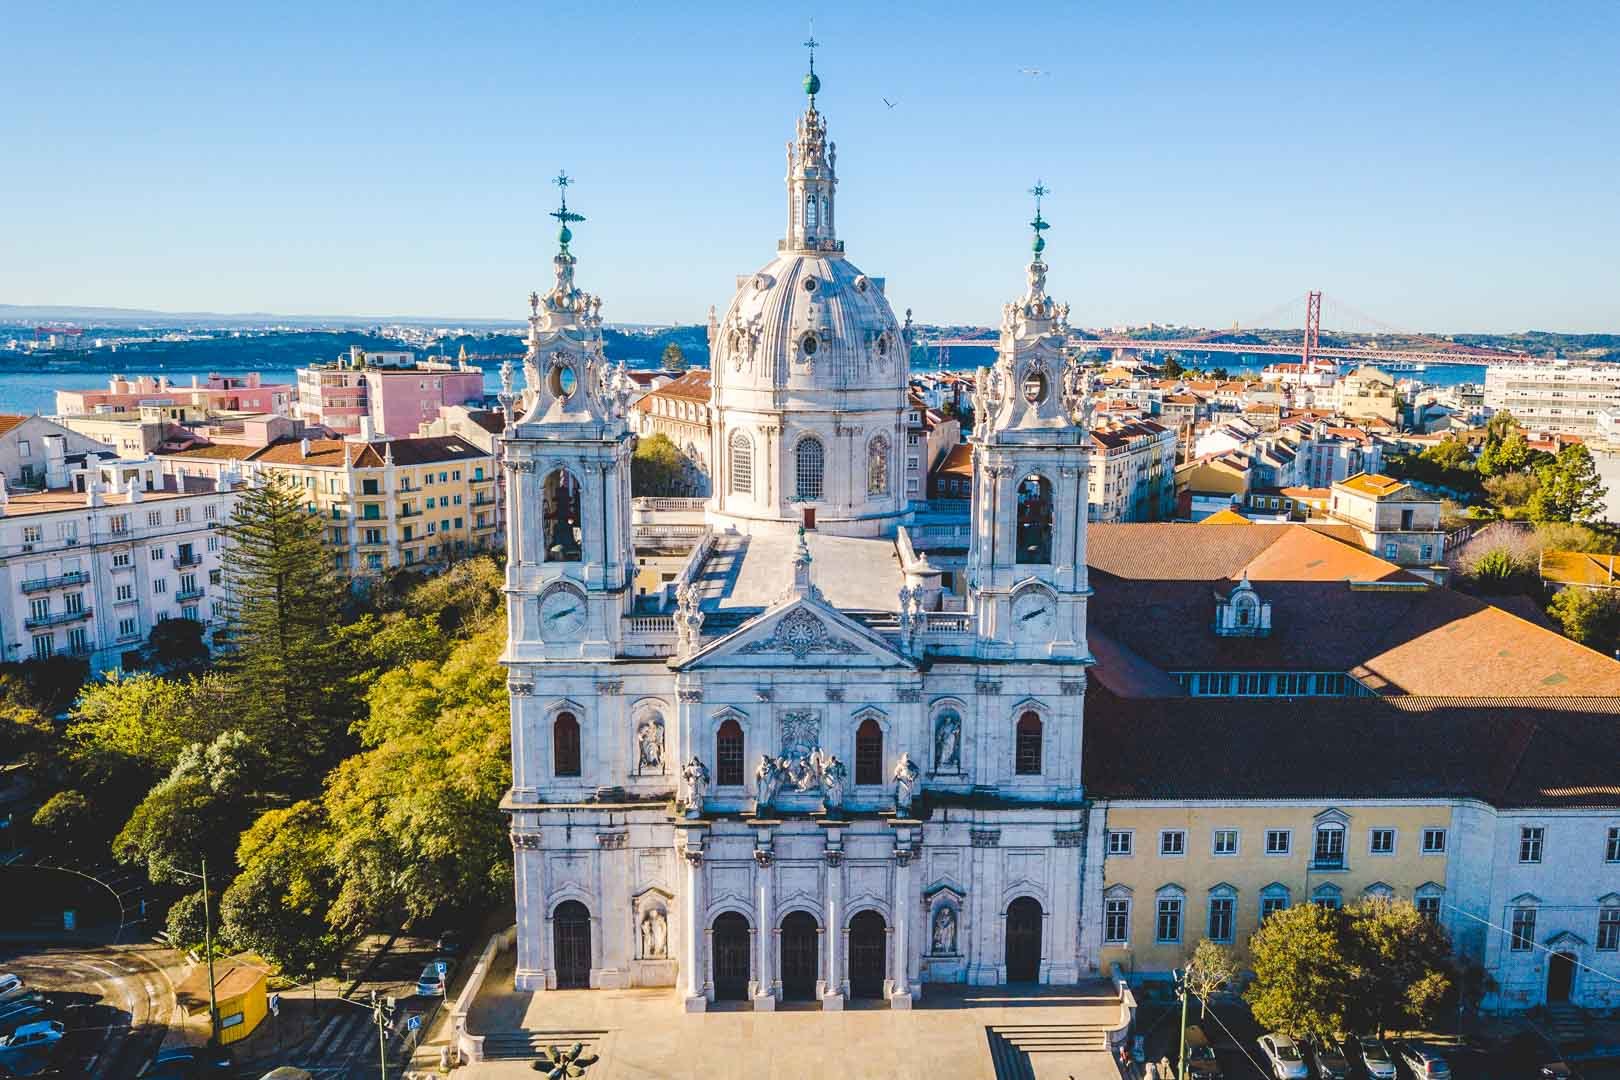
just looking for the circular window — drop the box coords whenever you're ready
[802,277,818,293]
[801,333,819,356]
[856,276,870,293]
[1022,371,1048,405]
[548,364,578,398]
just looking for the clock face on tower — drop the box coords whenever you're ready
[1010,589,1056,644]
[539,584,587,642]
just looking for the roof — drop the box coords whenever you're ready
[1540,550,1620,590]
[1082,686,1620,808]
[464,409,507,435]
[159,443,262,461]
[175,959,268,1014]
[933,442,973,479]
[693,530,903,615]
[649,369,711,402]
[3,475,230,517]
[249,436,488,468]
[0,415,29,438]
[1199,508,1251,525]
[1336,472,1406,498]
[1085,523,1620,698]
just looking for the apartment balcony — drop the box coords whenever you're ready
[175,587,205,602]
[173,554,204,569]
[19,571,91,593]
[471,496,497,507]
[26,608,92,630]
[398,508,422,519]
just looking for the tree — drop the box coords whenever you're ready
[1483,471,1541,518]
[661,342,688,371]
[1479,428,1531,478]
[221,475,359,784]
[1183,939,1237,1019]
[138,618,211,676]
[32,790,97,858]
[165,888,220,954]
[220,801,344,973]
[1547,587,1620,650]
[1245,902,1351,1043]
[631,433,691,498]
[1162,356,1185,379]
[1421,438,1473,474]
[1344,899,1456,1037]
[1534,522,1619,555]
[67,671,235,790]
[1530,444,1607,523]
[112,730,262,884]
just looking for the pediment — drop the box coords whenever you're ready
[675,596,915,671]
[924,878,968,902]
[1547,929,1587,947]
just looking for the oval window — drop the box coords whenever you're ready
[802,333,819,356]
[549,365,578,398]
[1022,371,1048,405]
[802,277,819,293]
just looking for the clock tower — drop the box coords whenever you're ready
[966,187,1092,661]
[503,176,636,664]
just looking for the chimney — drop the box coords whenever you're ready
[299,437,311,459]
[359,415,376,442]
[85,468,103,508]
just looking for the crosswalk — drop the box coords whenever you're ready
[275,1004,423,1077]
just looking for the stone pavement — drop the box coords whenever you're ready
[462,949,1123,1080]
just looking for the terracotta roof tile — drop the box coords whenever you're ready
[0,415,29,438]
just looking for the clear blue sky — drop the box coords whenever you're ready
[4,2,1618,333]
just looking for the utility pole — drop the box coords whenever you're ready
[1174,967,1190,1080]
[369,989,396,1079]
[200,856,219,1044]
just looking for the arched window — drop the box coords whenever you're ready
[795,437,824,501]
[729,432,753,496]
[866,434,890,496]
[1014,711,1042,775]
[553,711,581,777]
[716,718,744,787]
[542,469,582,562]
[1015,474,1054,564]
[855,717,883,786]
[804,191,818,231]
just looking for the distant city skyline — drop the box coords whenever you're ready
[4,2,1619,334]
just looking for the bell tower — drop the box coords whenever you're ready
[504,175,636,662]
[966,185,1092,660]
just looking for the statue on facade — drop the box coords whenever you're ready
[931,906,957,955]
[679,756,709,818]
[892,752,921,815]
[753,754,784,813]
[640,907,668,960]
[637,716,665,774]
[819,755,847,812]
[934,712,961,772]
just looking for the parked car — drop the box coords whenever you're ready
[0,1006,49,1038]
[0,982,33,1008]
[0,977,22,1000]
[0,1020,65,1053]
[1258,1033,1311,1080]
[137,1044,237,1078]
[1503,1033,1572,1078]
[1185,1025,1224,1079]
[1349,1036,1398,1080]
[434,930,465,957]
[415,962,446,997]
[1392,1040,1451,1080]
[1310,1039,1351,1080]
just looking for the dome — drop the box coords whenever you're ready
[712,250,905,395]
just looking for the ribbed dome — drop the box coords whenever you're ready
[713,250,905,395]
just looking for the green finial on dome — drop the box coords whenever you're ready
[550,171,586,255]
[1029,180,1051,259]
[803,26,821,99]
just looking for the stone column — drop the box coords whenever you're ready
[513,833,545,991]
[681,842,706,1012]
[888,847,914,1009]
[752,853,776,1011]
[821,850,845,1010]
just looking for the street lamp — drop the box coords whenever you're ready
[165,856,220,1044]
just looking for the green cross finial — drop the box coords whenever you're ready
[802,23,822,98]
[1028,180,1050,258]
[550,172,586,254]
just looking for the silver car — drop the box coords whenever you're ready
[1257,1033,1311,1080]
[1351,1036,1398,1080]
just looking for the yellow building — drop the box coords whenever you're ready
[1097,799,1453,975]
[175,958,269,1046]
[244,436,500,575]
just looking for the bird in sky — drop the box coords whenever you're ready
[1020,67,1049,77]
[882,97,899,109]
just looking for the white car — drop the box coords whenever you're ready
[1352,1036,1398,1080]
[1257,1033,1310,1080]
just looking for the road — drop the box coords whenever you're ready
[0,940,180,1078]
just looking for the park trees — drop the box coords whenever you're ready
[220,800,343,972]
[661,342,688,371]
[631,432,692,497]
[1246,902,1352,1043]
[1530,443,1607,523]
[1183,939,1237,1019]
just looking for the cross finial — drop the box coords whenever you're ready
[549,171,586,254]
[804,22,819,72]
[1028,180,1051,259]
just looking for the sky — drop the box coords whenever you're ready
[3,2,1619,334]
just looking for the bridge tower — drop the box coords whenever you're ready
[1303,290,1322,366]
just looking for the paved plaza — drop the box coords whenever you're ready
[461,949,1124,1080]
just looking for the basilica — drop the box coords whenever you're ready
[499,57,1104,1010]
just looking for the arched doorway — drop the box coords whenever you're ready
[1548,951,1576,1004]
[1005,897,1042,983]
[780,911,819,1001]
[849,910,888,999]
[553,901,591,989]
[712,913,751,1001]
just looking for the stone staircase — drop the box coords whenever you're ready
[479,1029,610,1061]
[1544,1004,1587,1045]
[986,1024,1116,1080]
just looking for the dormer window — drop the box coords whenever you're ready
[1214,573,1271,637]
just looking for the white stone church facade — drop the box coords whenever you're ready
[501,62,1105,1011]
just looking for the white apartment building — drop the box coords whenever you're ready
[0,458,239,673]
[1485,363,1620,438]
[1087,419,1176,523]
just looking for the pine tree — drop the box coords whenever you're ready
[1530,443,1607,523]
[221,473,356,783]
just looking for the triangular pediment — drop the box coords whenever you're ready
[675,596,915,671]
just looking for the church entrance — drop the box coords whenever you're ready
[1548,951,1576,1004]
[1005,897,1042,983]
[848,910,887,999]
[712,913,751,1001]
[553,901,591,989]
[780,911,819,1001]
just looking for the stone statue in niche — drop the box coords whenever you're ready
[753,754,784,813]
[640,907,668,960]
[892,752,921,815]
[680,756,709,818]
[637,715,665,774]
[819,755,847,811]
[931,905,957,955]
[934,712,961,772]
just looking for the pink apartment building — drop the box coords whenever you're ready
[55,373,293,417]
[296,347,485,437]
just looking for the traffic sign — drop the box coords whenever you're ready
[406,1015,422,1031]
[435,961,447,977]
[268,993,280,1017]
